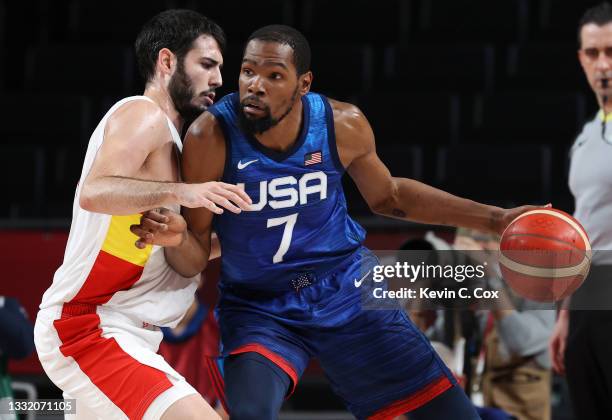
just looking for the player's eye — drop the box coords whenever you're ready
[242,68,253,76]
[270,73,282,80]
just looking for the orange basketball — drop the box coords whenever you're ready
[499,208,591,302]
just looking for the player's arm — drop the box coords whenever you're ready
[79,100,248,215]
[333,100,535,234]
[162,112,228,277]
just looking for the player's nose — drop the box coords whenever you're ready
[247,75,265,96]
[210,67,222,89]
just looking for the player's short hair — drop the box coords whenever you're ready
[578,2,612,46]
[245,25,311,75]
[135,9,226,83]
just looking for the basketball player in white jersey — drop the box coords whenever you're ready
[33,10,250,420]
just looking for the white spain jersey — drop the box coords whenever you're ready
[39,96,198,327]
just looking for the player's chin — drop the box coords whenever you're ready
[242,111,265,121]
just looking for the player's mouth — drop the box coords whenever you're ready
[242,100,267,117]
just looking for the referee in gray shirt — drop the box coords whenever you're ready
[549,3,612,419]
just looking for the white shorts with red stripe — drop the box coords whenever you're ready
[34,303,198,420]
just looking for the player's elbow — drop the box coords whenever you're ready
[79,188,95,212]
[369,182,400,217]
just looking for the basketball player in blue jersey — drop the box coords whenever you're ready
[134,25,539,419]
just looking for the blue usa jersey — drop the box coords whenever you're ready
[209,92,366,291]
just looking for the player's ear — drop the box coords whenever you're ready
[299,71,313,95]
[157,48,176,77]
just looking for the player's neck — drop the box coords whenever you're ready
[254,100,303,153]
[143,85,184,133]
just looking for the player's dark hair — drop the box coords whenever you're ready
[578,2,612,46]
[135,9,226,83]
[246,25,311,75]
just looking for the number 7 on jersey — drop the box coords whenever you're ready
[266,213,298,263]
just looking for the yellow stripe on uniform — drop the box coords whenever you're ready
[101,215,152,267]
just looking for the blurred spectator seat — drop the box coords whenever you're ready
[469,91,586,144]
[379,44,495,93]
[533,0,603,41]
[311,43,373,99]
[185,0,295,41]
[0,145,45,218]
[356,92,460,144]
[0,94,92,146]
[435,144,552,206]
[414,0,529,43]
[25,44,135,95]
[300,0,412,44]
[504,43,585,91]
[67,0,178,43]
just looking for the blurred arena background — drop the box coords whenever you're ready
[0,0,601,418]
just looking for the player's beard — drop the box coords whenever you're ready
[169,60,206,124]
[238,86,299,136]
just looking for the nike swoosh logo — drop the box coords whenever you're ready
[354,270,371,288]
[237,159,258,170]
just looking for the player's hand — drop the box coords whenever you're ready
[549,310,569,375]
[495,203,552,235]
[131,208,186,249]
[177,182,252,214]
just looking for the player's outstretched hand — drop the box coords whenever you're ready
[131,208,186,249]
[494,203,552,235]
[177,182,252,214]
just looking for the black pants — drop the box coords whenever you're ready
[565,310,612,420]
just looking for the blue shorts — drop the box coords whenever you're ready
[217,247,456,419]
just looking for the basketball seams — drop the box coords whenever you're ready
[505,209,591,251]
[501,232,587,257]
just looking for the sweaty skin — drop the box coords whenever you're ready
[79,35,251,218]
[138,39,539,277]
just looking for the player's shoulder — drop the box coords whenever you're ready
[105,97,169,141]
[188,109,221,138]
[328,98,365,125]
[184,110,225,153]
[109,97,166,126]
[327,97,373,143]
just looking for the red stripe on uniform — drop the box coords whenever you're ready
[367,376,454,420]
[54,304,172,420]
[205,357,228,413]
[71,250,145,305]
[230,343,299,397]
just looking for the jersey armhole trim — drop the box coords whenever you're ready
[207,108,233,183]
[322,95,345,173]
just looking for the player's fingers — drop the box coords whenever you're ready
[200,197,223,215]
[142,209,170,224]
[214,188,251,211]
[130,225,154,240]
[217,182,252,204]
[140,218,168,233]
[207,192,241,214]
